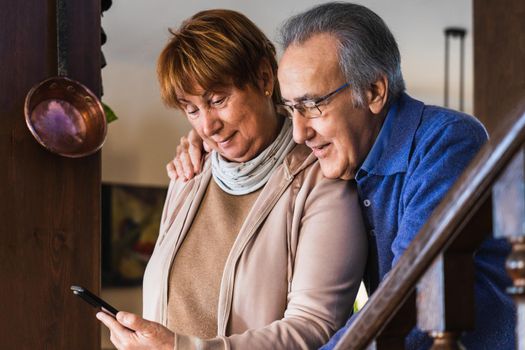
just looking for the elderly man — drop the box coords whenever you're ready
[277,2,514,349]
[168,2,514,349]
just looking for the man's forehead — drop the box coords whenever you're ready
[280,34,340,73]
[278,52,322,79]
[281,33,338,60]
[278,39,343,100]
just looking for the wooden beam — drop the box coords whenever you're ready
[0,0,101,348]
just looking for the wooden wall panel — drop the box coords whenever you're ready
[0,1,101,349]
[474,0,525,134]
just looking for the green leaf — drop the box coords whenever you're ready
[102,102,118,124]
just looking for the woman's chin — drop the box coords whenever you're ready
[216,149,249,163]
[214,141,260,163]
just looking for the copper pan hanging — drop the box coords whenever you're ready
[24,0,107,158]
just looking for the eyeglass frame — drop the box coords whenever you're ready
[280,82,350,119]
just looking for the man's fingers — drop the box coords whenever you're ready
[182,134,202,175]
[167,131,207,181]
[179,149,195,179]
[188,129,202,145]
[188,129,210,157]
[175,137,197,179]
[178,136,190,154]
[166,161,178,181]
[188,142,203,174]
[173,157,187,182]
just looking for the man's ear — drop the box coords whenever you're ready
[258,59,275,95]
[366,75,388,115]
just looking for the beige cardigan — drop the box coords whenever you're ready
[143,144,367,349]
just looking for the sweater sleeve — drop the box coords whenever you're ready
[391,116,487,266]
[174,167,368,349]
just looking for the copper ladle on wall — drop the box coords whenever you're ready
[24,0,107,158]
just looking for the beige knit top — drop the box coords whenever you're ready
[166,179,261,338]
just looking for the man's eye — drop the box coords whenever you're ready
[295,104,307,113]
[303,100,318,109]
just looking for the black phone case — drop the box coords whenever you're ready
[71,285,119,317]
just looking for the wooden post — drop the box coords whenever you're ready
[474,0,525,135]
[493,149,525,350]
[417,253,470,350]
[374,291,416,350]
[0,0,101,348]
[476,0,525,345]
[417,196,492,349]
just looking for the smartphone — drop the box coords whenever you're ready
[71,285,119,318]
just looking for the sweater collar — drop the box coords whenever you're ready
[357,93,424,178]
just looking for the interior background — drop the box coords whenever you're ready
[100,0,472,187]
[99,1,472,348]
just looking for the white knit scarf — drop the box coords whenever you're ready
[211,118,295,195]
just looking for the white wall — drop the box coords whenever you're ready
[101,0,472,186]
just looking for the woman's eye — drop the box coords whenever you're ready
[184,105,199,116]
[211,97,226,106]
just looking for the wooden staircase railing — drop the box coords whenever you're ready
[334,98,525,350]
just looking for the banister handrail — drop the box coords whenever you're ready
[335,98,525,350]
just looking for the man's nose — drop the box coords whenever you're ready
[291,114,314,144]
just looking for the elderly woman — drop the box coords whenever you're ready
[97,9,366,350]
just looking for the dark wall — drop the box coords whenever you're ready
[474,0,525,134]
[0,1,101,349]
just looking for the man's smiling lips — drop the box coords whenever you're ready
[307,142,331,158]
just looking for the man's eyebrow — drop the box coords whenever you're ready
[282,93,319,103]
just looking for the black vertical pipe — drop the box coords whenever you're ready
[444,27,467,111]
[459,33,465,111]
[444,34,450,108]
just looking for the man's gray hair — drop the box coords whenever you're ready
[279,2,405,108]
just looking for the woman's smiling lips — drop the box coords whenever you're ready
[215,132,237,147]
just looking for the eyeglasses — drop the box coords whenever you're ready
[280,82,350,119]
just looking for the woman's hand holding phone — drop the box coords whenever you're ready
[70,285,174,349]
[96,311,175,350]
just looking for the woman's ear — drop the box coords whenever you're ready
[258,59,275,96]
[366,75,388,115]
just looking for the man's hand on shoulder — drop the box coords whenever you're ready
[166,129,208,181]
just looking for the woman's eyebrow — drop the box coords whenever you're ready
[201,91,213,99]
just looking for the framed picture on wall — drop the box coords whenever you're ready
[102,183,167,286]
